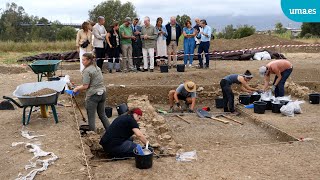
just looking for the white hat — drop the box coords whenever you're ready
[259,66,267,77]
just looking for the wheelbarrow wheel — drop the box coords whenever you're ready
[40,105,48,118]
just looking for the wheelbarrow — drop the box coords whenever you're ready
[28,60,62,82]
[3,80,66,125]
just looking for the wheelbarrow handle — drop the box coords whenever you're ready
[3,96,23,108]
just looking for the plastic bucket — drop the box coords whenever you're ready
[105,107,113,118]
[309,93,320,104]
[262,100,272,110]
[116,103,128,115]
[215,97,224,108]
[280,100,289,105]
[254,101,267,114]
[272,102,283,113]
[250,94,261,103]
[134,147,154,169]
[177,64,185,72]
[160,65,168,73]
[239,95,251,105]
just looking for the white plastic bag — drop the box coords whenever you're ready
[261,90,274,101]
[280,100,304,117]
[253,51,271,60]
[293,100,304,114]
[176,150,197,162]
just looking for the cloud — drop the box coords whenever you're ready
[1,0,282,24]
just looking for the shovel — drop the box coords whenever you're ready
[196,109,229,124]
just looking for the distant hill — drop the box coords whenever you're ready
[204,14,301,32]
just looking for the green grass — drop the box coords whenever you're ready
[0,40,75,52]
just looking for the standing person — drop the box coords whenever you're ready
[119,17,136,72]
[197,19,212,69]
[131,18,143,71]
[100,108,149,158]
[73,53,110,132]
[193,18,201,48]
[183,20,196,67]
[220,70,258,114]
[106,22,121,73]
[165,16,182,68]
[92,16,107,71]
[76,21,93,71]
[141,16,157,72]
[259,60,293,97]
[168,81,197,113]
[155,17,168,66]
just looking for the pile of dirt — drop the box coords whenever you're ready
[0,65,28,74]
[213,34,306,51]
[285,82,311,99]
[23,88,57,96]
[127,95,182,155]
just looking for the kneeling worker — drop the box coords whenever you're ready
[220,70,258,114]
[99,108,149,158]
[168,81,197,113]
[259,59,293,97]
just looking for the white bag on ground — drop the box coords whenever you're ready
[261,90,274,101]
[280,100,304,117]
[253,51,271,60]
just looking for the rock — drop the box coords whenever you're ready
[152,143,161,148]
[162,135,172,140]
[197,87,204,92]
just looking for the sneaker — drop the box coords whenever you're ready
[168,107,174,113]
[188,64,192,68]
[142,69,148,72]
[116,69,122,72]
[150,69,154,72]
[109,69,112,73]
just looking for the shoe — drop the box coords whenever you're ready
[109,69,112,73]
[142,69,148,72]
[150,69,154,72]
[137,68,142,72]
[168,107,174,113]
[196,65,203,69]
[188,64,192,68]
[116,69,122,72]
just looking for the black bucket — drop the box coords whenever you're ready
[254,101,267,114]
[177,64,185,72]
[272,102,283,113]
[239,95,251,105]
[105,107,113,118]
[309,93,320,104]
[262,100,272,110]
[215,97,224,108]
[280,100,289,105]
[134,147,154,169]
[250,94,261,103]
[116,103,128,115]
[160,65,168,73]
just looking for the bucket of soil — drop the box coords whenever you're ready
[272,102,284,113]
[239,95,251,105]
[177,64,185,72]
[309,93,320,104]
[160,65,169,73]
[215,97,224,108]
[116,103,128,115]
[262,99,272,110]
[254,101,267,114]
[134,147,154,169]
[250,94,261,103]
[105,107,113,118]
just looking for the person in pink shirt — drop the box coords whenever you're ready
[259,60,293,97]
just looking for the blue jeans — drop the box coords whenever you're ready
[273,68,293,97]
[103,138,137,158]
[198,41,210,67]
[183,38,195,65]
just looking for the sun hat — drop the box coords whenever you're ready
[184,81,196,92]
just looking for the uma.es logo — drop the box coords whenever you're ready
[281,0,320,22]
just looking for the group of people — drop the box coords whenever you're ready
[76,16,213,73]
[74,17,293,158]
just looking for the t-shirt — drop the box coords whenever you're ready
[176,84,196,98]
[100,114,139,148]
[82,65,106,97]
[119,24,133,45]
[223,74,241,85]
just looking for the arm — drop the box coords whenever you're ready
[146,27,158,40]
[173,91,180,103]
[92,27,105,40]
[190,97,196,110]
[273,70,282,86]
[132,128,148,145]
[73,84,89,93]
[238,76,257,92]
[106,32,112,48]
[263,75,270,91]
[76,31,80,52]
[120,26,134,40]
[183,28,188,37]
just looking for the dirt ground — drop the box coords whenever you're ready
[0,52,320,180]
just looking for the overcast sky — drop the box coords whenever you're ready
[1,0,283,25]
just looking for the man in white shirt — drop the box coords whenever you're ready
[92,16,107,71]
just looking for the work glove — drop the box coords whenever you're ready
[188,109,195,113]
[176,102,181,108]
[271,85,276,92]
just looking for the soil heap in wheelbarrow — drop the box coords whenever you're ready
[23,88,57,97]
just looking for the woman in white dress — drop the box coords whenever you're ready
[76,21,93,71]
[155,17,168,65]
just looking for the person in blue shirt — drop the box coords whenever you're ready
[197,19,212,69]
[220,70,258,114]
[183,20,196,67]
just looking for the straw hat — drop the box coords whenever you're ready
[184,81,196,92]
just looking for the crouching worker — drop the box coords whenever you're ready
[168,81,197,113]
[99,108,149,158]
[220,70,258,114]
[259,60,293,97]
[73,53,110,132]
